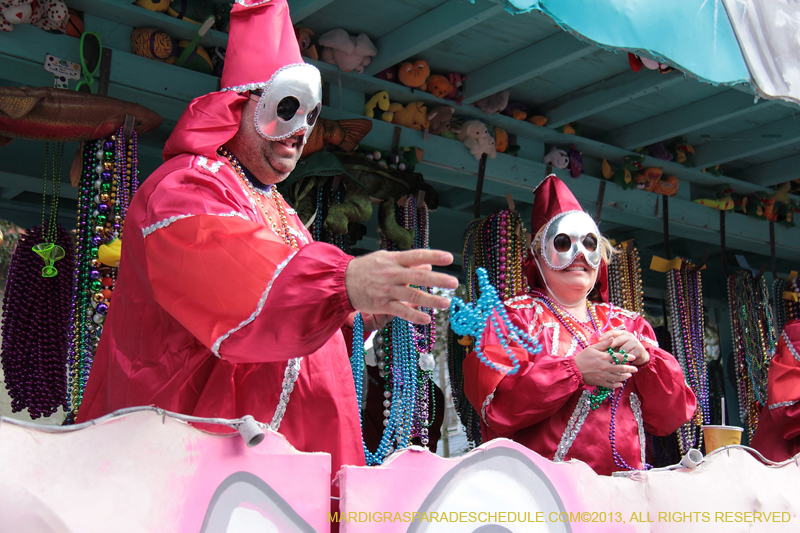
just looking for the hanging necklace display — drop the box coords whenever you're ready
[608,241,644,314]
[727,270,775,441]
[67,128,139,419]
[310,178,350,253]
[664,259,710,454]
[350,195,436,464]
[1,142,75,419]
[773,274,800,335]
[448,208,527,446]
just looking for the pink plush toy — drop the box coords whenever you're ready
[318,28,377,73]
[0,0,68,32]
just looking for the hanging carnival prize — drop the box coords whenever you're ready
[0,142,74,419]
[68,127,139,418]
[350,195,436,465]
[448,208,527,445]
[608,240,644,314]
[728,269,776,441]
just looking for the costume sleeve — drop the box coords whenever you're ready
[630,317,698,435]
[462,306,584,437]
[766,320,800,441]
[142,168,355,364]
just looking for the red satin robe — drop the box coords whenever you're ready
[77,151,366,477]
[751,319,800,462]
[463,294,697,475]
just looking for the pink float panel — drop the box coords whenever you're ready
[337,438,800,533]
[0,410,331,532]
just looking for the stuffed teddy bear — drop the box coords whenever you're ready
[388,101,429,131]
[454,120,497,160]
[427,105,454,136]
[473,89,509,115]
[318,28,377,73]
[398,59,430,91]
[1,0,68,32]
[543,146,569,169]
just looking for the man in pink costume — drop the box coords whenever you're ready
[751,319,800,462]
[463,175,696,475]
[76,0,457,484]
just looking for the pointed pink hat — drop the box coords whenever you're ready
[163,0,315,160]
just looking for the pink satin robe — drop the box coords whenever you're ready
[751,319,800,462]
[77,151,366,477]
[463,294,697,475]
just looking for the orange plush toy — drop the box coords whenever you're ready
[426,74,453,99]
[398,59,430,91]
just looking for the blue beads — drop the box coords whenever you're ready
[350,314,418,466]
[450,267,542,375]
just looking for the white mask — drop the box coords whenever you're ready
[539,210,601,271]
[253,63,322,145]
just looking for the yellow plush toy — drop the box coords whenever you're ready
[388,101,429,131]
[134,0,169,12]
[365,91,393,122]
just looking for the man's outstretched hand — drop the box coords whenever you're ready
[345,249,458,325]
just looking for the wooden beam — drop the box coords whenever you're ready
[363,0,503,76]
[0,171,77,200]
[601,90,775,150]
[730,152,800,187]
[289,0,336,23]
[444,189,478,211]
[462,31,595,104]
[692,114,800,169]
[544,70,686,129]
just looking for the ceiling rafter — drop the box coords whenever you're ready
[363,0,504,77]
[692,114,800,169]
[543,70,686,129]
[289,0,336,23]
[462,31,595,105]
[730,152,800,187]
[600,90,776,150]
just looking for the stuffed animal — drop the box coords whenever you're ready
[375,66,398,83]
[543,146,569,169]
[318,28,377,73]
[633,168,679,196]
[672,137,694,167]
[644,141,673,161]
[398,59,430,91]
[502,101,530,121]
[473,90,509,115]
[213,2,231,32]
[427,105,454,135]
[294,26,317,60]
[445,72,466,104]
[628,52,673,74]
[455,120,496,160]
[567,144,582,178]
[134,0,169,12]
[1,0,68,32]
[365,91,393,122]
[426,74,453,99]
[131,28,178,61]
[388,101,429,131]
[694,184,734,211]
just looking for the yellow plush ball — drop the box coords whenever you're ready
[131,28,177,61]
[134,0,170,13]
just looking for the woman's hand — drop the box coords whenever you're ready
[574,336,639,388]
[599,330,649,367]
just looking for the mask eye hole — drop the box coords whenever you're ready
[306,104,320,126]
[553,234,572,253]
[582,233,598,252]
[276,97,300,121]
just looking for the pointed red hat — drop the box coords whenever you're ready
[523,174,609,302]
[164,0,316,160]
